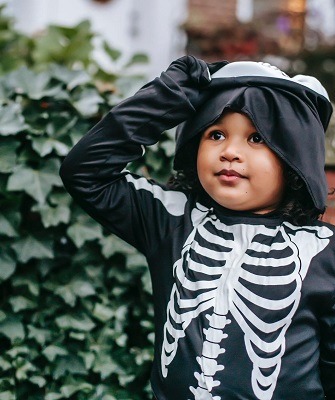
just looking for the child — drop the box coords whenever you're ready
[60,56,335,400]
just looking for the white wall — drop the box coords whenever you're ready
[132,0,188,76]
[236,0,253,23]
[2,0,188,79]
[306,0,335,40]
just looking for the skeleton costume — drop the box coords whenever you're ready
[60,57,335,400]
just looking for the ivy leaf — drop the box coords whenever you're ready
[92,303,114,322]
[0,317,25,343]
[27,325,52,346]
[0,356,11,372]
[126,253,147,270]
[55,278,95,307]
[99,235,135,258]
[60,381,93,397]
[50,65,91,90]
[0,391,16,400]
[7,158,62,204]
[42,345,68,362]
[6,345,29,359]
[78,351,95,370]
[49,191,72,206]
[9,296,37,312]
[125,53,149,67]
[93,354,118,379]
[103,41,122,61]
[0,103,26,136]
[69,120,91,146]
[69,332,85,341]
[114,305,128,323]
[67,215,103,247]
[12,274,40,296]
[32,203,71,228]
[31,136,71,157]
[141,268,153,295]
[115,333,127,347]
[0,211,20,237]
[55,314,95,332]
[32,21,94,68]
[0,250,16,281]
[118,372,136,387]
[132,347,153,366]
[160,138,175,157]
[45,115,78,139]
[0,139,20,173]
[71,88,103,117]
[53,355,87,379]
[7,67,62,100]
[30,376,47,388]
[11,235,54,263]
[14,358,37,380]
[69,278,96,298]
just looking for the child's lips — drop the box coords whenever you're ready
[215,169,246,182]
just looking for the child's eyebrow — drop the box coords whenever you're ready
[207,124,223,130]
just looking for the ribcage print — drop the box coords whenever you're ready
[161,204,332,400]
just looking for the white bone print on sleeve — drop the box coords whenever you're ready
[160,204,332,400]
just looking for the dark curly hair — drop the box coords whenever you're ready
[167,136,325,226]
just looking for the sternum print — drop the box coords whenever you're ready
[190,313,231,400]
[190,218,256,400]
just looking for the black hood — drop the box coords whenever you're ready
[174,74,333,212]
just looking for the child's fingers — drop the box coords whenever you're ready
[162,56,229,109]
[186,56,211,86]
[165,56,210,87]
[165,56,230,88]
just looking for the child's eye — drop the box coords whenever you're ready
[249,133,264,144]
[209,131,225,141]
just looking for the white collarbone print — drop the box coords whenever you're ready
[161,204,332,400]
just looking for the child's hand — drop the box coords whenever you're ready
[161,56,228,109]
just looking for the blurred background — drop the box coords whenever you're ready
[2,0,335,82]
[1,2,335,399]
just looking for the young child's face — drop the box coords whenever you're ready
[197,111,285,214]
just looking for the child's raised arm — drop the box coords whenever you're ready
[59,56,225,255]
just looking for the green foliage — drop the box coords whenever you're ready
[32,21,95,68]
[0,5,33,74]
[0,7,173,400]
[0,6,148,87]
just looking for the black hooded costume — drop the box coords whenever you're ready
[60,57,335,400]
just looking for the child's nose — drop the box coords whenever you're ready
[219,142,241,162]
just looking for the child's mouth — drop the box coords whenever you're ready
[215,169,245,182]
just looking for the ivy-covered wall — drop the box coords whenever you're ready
[0,7,174,400]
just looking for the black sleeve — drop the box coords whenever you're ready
[319,290,335,400]
[59,73,196,256]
